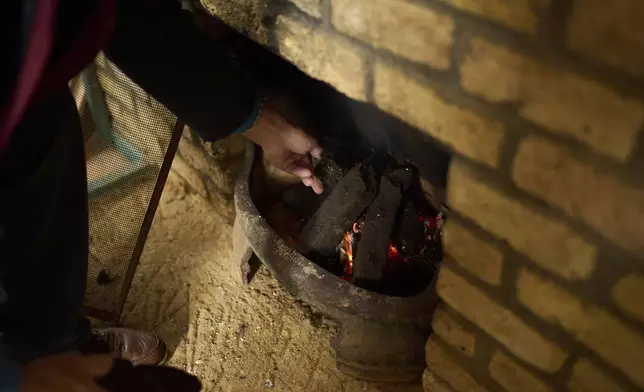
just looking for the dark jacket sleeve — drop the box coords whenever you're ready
[104,1,259,141]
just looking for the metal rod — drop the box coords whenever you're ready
[113,119,185,324]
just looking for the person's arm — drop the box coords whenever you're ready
[105,0,323,193]
[104,0,258,141]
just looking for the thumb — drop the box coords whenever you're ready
[80,355,114,377]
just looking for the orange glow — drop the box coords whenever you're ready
[344,231,354,276]
[387,242,406,262]
[388,243,399,257]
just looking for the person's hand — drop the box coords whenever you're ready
[20,353,113,392]
[242,107,324,194]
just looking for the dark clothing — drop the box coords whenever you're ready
[1,0,258,150]
[0,90,91,362]
[0,0,260,378]
[106,1,259,140]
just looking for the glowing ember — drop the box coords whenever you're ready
[388,243,399,257]
[387,242,406,262]
[340,210,441,280]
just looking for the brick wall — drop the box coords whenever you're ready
[200,0,644,391]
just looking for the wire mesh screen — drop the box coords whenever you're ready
[71,52,180,322]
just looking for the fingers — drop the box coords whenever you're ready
[291,167,324,194]
[283,156,324,194]
[21,353,111,392]
[311,177,323,194]
[283,159,312,178]
[69,354,111,392]
[301,176,324,194]
[265,124,324,195]
[284,154,316,177]
[310,145,323,160]
[81,355,113,378]
[287,127,323,159]
[60,372,109,392]
[64,354,112,392]
[289,166,312,178]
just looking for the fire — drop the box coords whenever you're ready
[342,229,405,280]
[340,221,361,279]
[343,231,354,277]
[336,201,442,283]
[341,212,431,278]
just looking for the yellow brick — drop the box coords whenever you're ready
[461,38,644,162]
[517,268,644,388]
[425,337,489,392]
[438,266,567,372]
[438,0,548,34]
[443,220,503,285]
[201,0,267,43]
[613,274,644,324]
[423,368,455,392]
[449,161,597,280]
[332,0,454,69]
[276,16,367,101]
[289,0,322,18]
[374,63,504,167]
[513,135,644,257]
[489,351,552,392]
[568,0,644,79]
[569,359,625,392]
[432,306,476,357]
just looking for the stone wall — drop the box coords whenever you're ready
[200,0,644,391]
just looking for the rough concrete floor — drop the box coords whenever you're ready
[115,141,424,392]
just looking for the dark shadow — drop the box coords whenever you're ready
[218,24,451,199]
